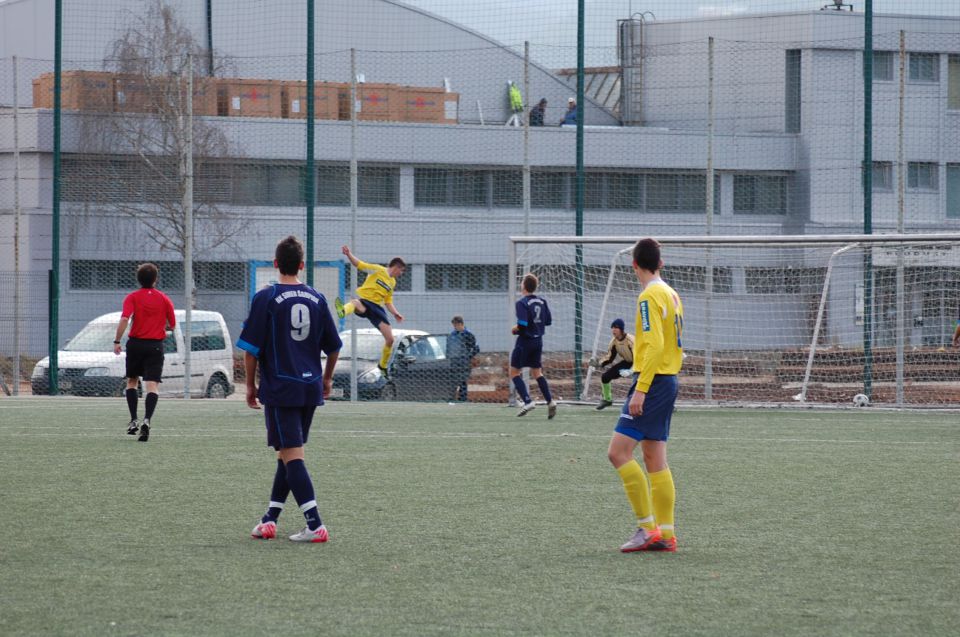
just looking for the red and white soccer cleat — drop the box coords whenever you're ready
[288,524,329,543]
[619,526,663,552]
[644,536,677,552]
[251,520,277,540]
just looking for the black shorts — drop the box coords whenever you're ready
[125,337,165,382]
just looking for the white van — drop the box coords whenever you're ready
[31,310,235,398]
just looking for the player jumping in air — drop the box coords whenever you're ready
[335,246,406,376]
[607,238,683,553]
[113,262,175,442]
[510,273,557,419]
[238,236,342,543]
[589,318,635,410]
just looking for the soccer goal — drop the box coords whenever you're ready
[508,234,960,408]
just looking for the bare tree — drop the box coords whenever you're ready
[74,1,245,307]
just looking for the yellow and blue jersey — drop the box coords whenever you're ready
[633,279,684,393]
[355,260,396,307]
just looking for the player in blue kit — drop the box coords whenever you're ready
[237,236,342,543]
[510,273,558,419]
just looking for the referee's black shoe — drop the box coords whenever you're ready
[137,419,150,442]
[126,419,139,435]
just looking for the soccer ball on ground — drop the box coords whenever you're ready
[852,393,870,408]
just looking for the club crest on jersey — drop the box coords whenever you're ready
[639,300,650,332]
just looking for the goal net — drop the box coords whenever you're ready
[509,234,960,408]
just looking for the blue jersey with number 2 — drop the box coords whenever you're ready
[516,295,552,339]
[237,283,342,406]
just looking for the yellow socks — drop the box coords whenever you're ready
[378,344,391,369]
[616,459,656,531]
[648,468,676,539]
[343,301,356,316]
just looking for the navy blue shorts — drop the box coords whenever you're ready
[356,301,390,328]
[510,337,543,369]
[264,405,317,450]
[614,374,678,442]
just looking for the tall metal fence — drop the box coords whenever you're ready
[0,0,958,403]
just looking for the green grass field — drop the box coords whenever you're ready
[1,398,958,636]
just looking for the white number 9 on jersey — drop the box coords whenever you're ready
[290,303,311,341]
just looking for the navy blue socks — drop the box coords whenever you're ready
[536,376,553,403]
[262,459,289,524]
[285,459,322,530]
[512,376,532,404]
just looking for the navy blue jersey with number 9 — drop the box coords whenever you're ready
[237,283,342,406]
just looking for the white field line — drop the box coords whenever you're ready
[0,424,953,446]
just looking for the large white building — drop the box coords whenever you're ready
[1,0,959,359]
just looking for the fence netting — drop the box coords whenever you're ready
[0,0,958,404]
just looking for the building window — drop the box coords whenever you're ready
[316,164,349,206]
[947,164,960,219]
[394,266,413,292]
[733,175,788,215]
[907,162,938,192]
[358,166,400,207]
[531,171,569,209]
[229,163,305,206]
[745,267,825,295]
[661,265,734,294]
[315,164,400,208]
[492,170,523,208]
[873,51,894,82]
[908,53,939,83]
[194,262,246,291]
[948,55,960,110]
[415,168,488,207]
[425,264,508,292]
[872,162,893,191]
[785,49,801,132]
[69,260,244,291]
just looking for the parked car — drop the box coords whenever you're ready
[31,310,235,398]
[329,328,457,401]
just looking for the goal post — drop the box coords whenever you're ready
[509,233,960,408]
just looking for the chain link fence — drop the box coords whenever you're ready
[1,0,958,402]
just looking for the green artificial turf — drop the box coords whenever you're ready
[1,398,957,636]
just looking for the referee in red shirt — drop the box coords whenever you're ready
[113,263,176,442]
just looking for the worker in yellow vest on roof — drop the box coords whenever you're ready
[506,81,523,127]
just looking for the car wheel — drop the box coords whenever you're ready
[381,382,398,401]
[206,374,230,399]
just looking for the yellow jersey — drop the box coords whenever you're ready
[355,260,396,307]
[633,278,684,392]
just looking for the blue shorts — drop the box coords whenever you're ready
[264,405,317,450]
[356,301,389,328]
[614,375,678,442]
[510,337,543,369]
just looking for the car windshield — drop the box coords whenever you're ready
[337,332,388,360]
[64,323,119,351]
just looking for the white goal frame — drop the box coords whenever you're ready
[509,233,960,408]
